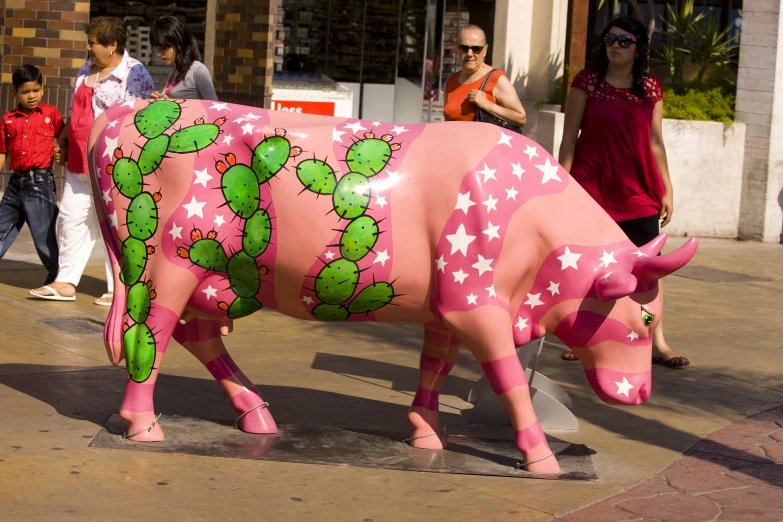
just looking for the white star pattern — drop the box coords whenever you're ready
[472,254,494,276]
[169,222,182,240]
[101,188,111,204]
[332,128,346,142]
[324,251,336,260]
[466,293,478,305]
[477,163,497,183]
[243,112,262,121]
[221,134,234,146]
[557,247,581,270]
[107,119,119,129]
[482,222,501,242]
[242,122,255,135]
[374,195,387,209]
[511,162,525,180]
[616,377,635,398]
[599,250,618,268]
[103,135,118,158]
[213,214,226,227]
[374,250,390,266]
[536,158,562,184]
[452,269,469,284]
[302,296,314,305]
[523,144,539,161]
[109,210,118,229]
[371,121,380,127]
[232,116,247,124]
[498,132,513,147]
[194,168,213,188]
[548,281,560,295]
[446,224,476,257]
[515,316,529,331]
[525,293,544,308]
[435,255,448,272]
[505,187,519,200]
[455,192,476,215]
[627,331,639,341]
[202,285,218,300]
[482,194,498,213]
[632,250,649,258]
[344,121,367,134]
[486,285,496,297]
[210,102,228,111]
[183,196,207,218]
[391,125,409,135]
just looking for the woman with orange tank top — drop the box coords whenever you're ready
[444,25,527,126]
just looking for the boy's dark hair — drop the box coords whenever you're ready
[86,16,127,54]
[591,15,651,98]
[150,16,201,81]
[12,64,43,90]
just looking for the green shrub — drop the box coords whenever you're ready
[664,86,735,124]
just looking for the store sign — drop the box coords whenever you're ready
[270,100,336,116]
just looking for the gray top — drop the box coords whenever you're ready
[166,61,218,100]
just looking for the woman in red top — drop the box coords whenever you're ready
[558,16,688,368]
[444,25,526,126]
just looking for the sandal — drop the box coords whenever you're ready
[29,285,76,302]
[94,293,113,306]
[652,355,690,369]
[560,349,579,361]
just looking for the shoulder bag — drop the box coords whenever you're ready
[475,69,523,135]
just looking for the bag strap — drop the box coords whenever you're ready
[478,69,498,93]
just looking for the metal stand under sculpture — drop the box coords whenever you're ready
[468,338,579,430]
[88,99,699,476]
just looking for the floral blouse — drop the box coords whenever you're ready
[69,51,154,118]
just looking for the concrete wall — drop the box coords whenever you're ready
[736,0,783,243]
[493,0,568,103]
[537,110,746,239]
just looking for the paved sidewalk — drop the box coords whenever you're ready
[1,227,781,520]
[558,408,783,521]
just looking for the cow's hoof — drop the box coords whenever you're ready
[121,411,164,442]
[407,409,447,449]
[518,447,561,474]
[237,403,277,434]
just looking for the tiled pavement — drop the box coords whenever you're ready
[557,408,783,521]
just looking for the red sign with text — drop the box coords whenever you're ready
[270,100,336,116]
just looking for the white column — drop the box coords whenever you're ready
[736,0,783,242]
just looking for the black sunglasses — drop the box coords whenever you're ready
[457,44,486,54]
[604,33,637,49]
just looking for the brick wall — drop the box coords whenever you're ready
[211,0,274,108]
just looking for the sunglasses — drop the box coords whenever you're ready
[604,33,637,49]
[457,44,486,54]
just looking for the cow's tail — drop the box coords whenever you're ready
[88,123,126,367]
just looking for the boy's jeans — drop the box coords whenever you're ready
[0,169,59,284]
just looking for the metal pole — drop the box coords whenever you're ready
[359,0,368,119]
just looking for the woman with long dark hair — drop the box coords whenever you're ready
[558,16,688,368]
[149,16,217,101]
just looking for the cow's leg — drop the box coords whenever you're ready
[173,317,277,434]
[407,323,460,449]
[443,306,561,474]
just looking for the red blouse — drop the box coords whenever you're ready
[444,69,504,122]
[569,69,665,222]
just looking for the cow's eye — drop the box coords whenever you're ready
[641,309,654,326]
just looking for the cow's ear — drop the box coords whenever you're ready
[594,271,638,302]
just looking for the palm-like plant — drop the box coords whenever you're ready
[690,15,737,81]
[654,0,705,82]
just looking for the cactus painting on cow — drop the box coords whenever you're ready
[89,99,697,474]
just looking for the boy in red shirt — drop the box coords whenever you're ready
[0,65,64,287]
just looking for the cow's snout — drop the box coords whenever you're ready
[584,368,652,405]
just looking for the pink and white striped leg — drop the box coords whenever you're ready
[173,317,277,434]
[444,306,560,473]
[407,323,460,449]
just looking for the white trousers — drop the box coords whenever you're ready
[54,171,113,292]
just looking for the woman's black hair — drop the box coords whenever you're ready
[592,15,651,97]
[150,16,201,81]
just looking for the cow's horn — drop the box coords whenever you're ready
[632,236,699,283]
[594,271,638,301]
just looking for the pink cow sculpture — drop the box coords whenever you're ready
[89,99,698,474]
